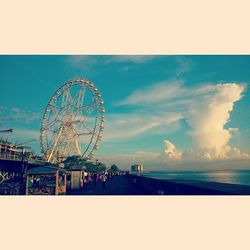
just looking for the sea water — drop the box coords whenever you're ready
[141,170,250,186]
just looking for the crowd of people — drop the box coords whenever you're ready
[82,171,117,190]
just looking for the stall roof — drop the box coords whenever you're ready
[26,166,67,175]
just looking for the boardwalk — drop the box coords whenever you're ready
[66,174,250,195]
[67,175,147,195]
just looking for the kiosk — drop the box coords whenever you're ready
[25,166,67,195]
[67,166,86,190]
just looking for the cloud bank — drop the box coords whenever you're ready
[118,81,248,161]
[162,83,249,160]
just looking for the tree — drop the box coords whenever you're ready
[63,155,88,168]
[85,161,106,173]
[63,156,107,172]
[109,164,119,173]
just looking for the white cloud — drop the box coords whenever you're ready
[12,128,40,140]
[103,112,182,141]
[117,80,248,161]
[37,55,250,164]
[107,55,156,63]
[0,106,40,123]
[162,140,182,160]
[117,80,185,106]
[160,141,250,162]
[174,56,192,77]
[4,128,40,152]
[67,55,98,71]
[99,149,250,171]
[135,151,161,158]
[185,83,246,159]
[67,55,157,70]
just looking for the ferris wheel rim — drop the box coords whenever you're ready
[40,77,105,163]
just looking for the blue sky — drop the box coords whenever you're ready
[0,55,250,170]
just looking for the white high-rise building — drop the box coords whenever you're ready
[131,164,144,173]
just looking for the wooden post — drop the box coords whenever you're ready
[71,171,73,189]
[55,171,59,195]
[64,173,67,193]
[25,175,29,195]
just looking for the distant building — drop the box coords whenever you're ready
[131,164,144,173]
[0,139,20,160]
[0,139,38,162]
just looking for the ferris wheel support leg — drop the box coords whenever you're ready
[75,137,81,156]
[48,127,63,162]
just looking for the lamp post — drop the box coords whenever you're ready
[19,146,31,194]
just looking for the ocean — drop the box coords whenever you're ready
[141,170,250,186]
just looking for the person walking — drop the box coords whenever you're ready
[101,174,107,190]
[93,173,98,188]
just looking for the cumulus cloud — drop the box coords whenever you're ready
[162,140,182,160]
[119,80,249,161]
[185,83,246,159]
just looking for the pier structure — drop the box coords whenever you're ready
[0,139,20,160]
[0,158,27,194]
[0,138,37,194]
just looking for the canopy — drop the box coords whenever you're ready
[26,166,67,175]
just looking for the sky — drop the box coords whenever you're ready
[0,55,250,170]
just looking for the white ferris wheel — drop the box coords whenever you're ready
[40,78,105,163]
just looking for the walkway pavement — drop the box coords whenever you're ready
[66,174,250,195]
[66,175,147,195]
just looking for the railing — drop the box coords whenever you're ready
[0,154,22,160]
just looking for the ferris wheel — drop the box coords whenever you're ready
[40,78,105,163]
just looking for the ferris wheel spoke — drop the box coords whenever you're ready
[75,87,86,108]
[48,126,62,135]
[77,132,93,137]
[47,126,63,162]
[71,124,82,155]
[60,88,73,116]
[48,99,60,118]
[82,111,97,125]
[66,88,75,113]
[80,123,94,134]
[71,88,86,122]
[43,117,61,130]
[82,102,97,117]
[61,88,68,109]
